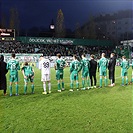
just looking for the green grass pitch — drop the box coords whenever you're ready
[0,66,132,133]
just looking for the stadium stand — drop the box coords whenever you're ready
[0,41,113,57]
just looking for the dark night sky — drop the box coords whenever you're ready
[1,0,133,30]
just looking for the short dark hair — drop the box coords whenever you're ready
[57,53,61,58]
[91,54,95,59]
[24,62,28,66]
[73,54,77,59]
[82,53,86,57]
[11,53,15,58]
[111,53,115,56]
[40,55,43,58]
[122,56,126,59]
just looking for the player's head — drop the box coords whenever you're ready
[90,54,95,59]
[81,53,86,59]
[0,55,4,61]
[110,53,115,58]
[101,53,105,58]
[11,53,16,58]
[24,62,28,66]
[122,56,126,60]
[73,54,77,60]
[39,55,43,60]
[57,53,61,59]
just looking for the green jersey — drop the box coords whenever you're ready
[132,61,133,69]
[80,58,90,72]
[99,57,108,71]
[121,60,129,72]
[22,65,34,77]
[6,59,20,75]
[55,58,66,71]
[70,60,80,73]
[55,58,66,80]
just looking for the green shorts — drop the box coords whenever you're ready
[121,70,128,77]
[56,70,64,80]
[10,74,18,82]
[100,70,107,76]
[70,71,78,81]
[24,74,34,82]
[82,71,89,78]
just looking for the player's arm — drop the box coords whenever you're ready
[38,61,42,70]
[70,62,73,73]
[54,63,57,70]
[106,59,108,68]
[6,62,9,70]
[120,61,123,67]
[127,61,130,69]
[88,61,90,69]
[17,61,20,70]
[31,67,35,79]
[98,60,101,68]
[21,68,27,79]
[78,62,82,73]
[64,60,67,68]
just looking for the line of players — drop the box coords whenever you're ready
[6,53,133,96]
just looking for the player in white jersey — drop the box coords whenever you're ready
[39,55,51,94]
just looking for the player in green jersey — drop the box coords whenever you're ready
[54,53,66,92]
[99,53,108,88]
[120,56,130,86]
[70,55,80,91]
[22,62,34,94]
[80,54,90,90]
[6,53,20,96]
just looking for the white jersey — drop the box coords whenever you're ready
[39,58,50,75]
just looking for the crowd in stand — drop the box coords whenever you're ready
[0,41,113,57]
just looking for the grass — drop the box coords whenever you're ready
[0,66,132,133]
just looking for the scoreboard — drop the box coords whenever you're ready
[0,29,15,41]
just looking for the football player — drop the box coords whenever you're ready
[39,55,51,94]
[6,53,20,96]
[69,55,80,91]
[80,54,90,90]
[120,56,129,86]
[22,62,34,94]
[54,53,66,92]
[99,53,108,88]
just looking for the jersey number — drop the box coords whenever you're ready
[11,63,16,70]
[43,62,49,68]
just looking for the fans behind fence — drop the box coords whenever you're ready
[0,41,112,56]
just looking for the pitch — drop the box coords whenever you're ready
[0,66,132,133]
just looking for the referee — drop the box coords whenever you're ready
[108,53,116,87]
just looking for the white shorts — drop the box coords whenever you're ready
[41,74,50,81]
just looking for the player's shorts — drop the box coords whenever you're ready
[56,70,64,80]
[82,71,89,78]
[41,74,50,82]
[10,74,18,82]
[121,70,128,77]
[24,74,34,83]
[70,71,78,81]
[100,70,107,76]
